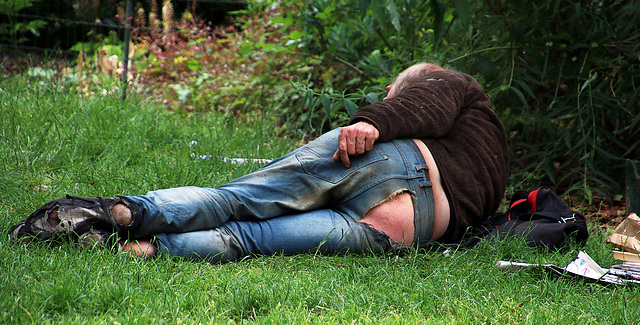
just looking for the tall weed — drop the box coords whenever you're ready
[462,0,640,200]
[289,0,640,199]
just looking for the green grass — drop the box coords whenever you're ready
[1,75,638,324]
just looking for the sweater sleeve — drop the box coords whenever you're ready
[349,71,468,142]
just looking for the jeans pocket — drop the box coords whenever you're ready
[295,145,388,184]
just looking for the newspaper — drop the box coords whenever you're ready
[497,251,640,285]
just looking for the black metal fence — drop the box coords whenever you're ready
[1,0,245,97]
[0,0,245,57]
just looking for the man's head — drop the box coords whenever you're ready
[385,63,445,99]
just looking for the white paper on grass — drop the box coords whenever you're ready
[498,251,639,285]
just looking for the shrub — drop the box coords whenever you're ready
[457,0,640,200]
[131,3,302,121]
[289,0,640,199]
[0,0,46,46]
[126,1,384,138]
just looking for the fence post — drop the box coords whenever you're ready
[627,160,640,215]
[121,0,133,100]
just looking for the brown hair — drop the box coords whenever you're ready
[391,63,445,94]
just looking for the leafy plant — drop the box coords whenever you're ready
[0,0,46,45]
[289,76,383,134]
[287,0,640,200]
[278,0,475,134]
[129,2,307,126]
[453,0,640,200]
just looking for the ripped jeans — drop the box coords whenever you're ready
[124,128,436,262]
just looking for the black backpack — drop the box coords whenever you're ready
[459,187,589,249]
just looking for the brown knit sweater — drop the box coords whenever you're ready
[350,70,510,242]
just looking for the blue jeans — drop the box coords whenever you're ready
[125,129,436,262]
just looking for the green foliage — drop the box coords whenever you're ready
[0,0,46,45]
[290,0,474,78]
[275,0,476,134]
[131,5,306,131]
[69,31,123,56]
[289,76,384,134]
[451,0,640,200]
[285,0,640,199]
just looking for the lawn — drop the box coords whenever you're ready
[1,75,638,324]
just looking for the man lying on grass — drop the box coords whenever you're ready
[9,63,510,262]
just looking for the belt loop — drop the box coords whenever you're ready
[415,165,429,177]
[415,166,432,187]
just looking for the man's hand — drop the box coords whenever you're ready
[332,122,380,168]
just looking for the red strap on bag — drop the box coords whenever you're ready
[506,187,541,221]
[507,199,526,221]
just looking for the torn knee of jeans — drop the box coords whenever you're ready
[111,203,134,227]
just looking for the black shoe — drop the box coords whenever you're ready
[9,195,141,243]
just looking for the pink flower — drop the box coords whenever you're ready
[259,85,264,89]
[241,64,246,68]
[163,99,169,105]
